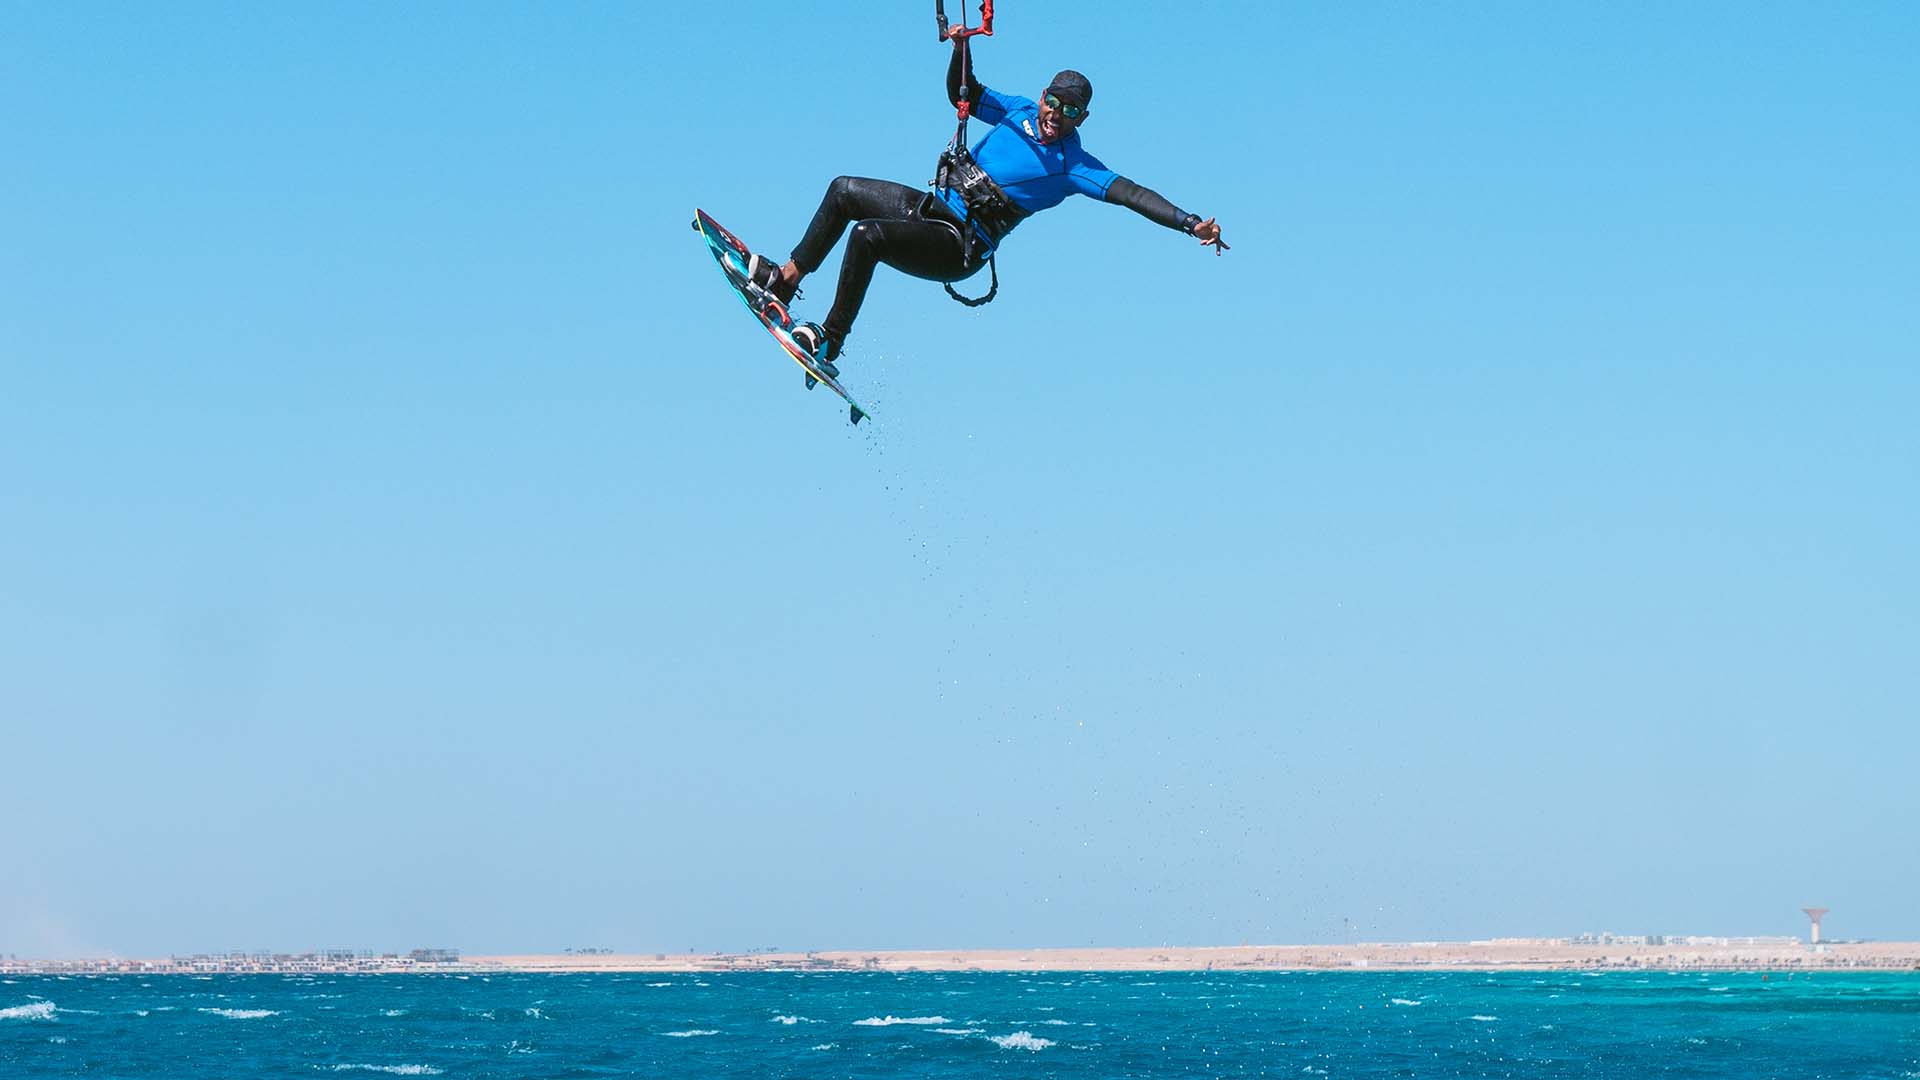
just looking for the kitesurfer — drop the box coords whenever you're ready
[744,36,1227,373]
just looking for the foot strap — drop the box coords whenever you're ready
[746,253,773,290]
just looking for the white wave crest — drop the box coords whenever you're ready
[853,1015,950,1026]
[524,1007,546,1019]
[1,1002,58,1021]
[772,1015,813,1025]
[1470,1015,1498,1022]
[810,1043,836,1051]
[382,1009,407,1017]
[323,1067,445,1076]
[662,1029,719,1037]
[199,1007,279,1019]
[933,1027,983,1035]
[1391,998,1423,1006]
[989,1031,1054,1050]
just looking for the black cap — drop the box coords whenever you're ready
[1045,69,1092,109]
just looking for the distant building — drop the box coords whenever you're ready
[1803,907,1829,945]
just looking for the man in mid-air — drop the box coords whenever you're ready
[743,35,1228,374]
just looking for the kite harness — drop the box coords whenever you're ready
[932,0,1010,307]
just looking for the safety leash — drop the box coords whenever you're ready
[934,1,998,307]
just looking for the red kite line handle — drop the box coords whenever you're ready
[936,0,994,42]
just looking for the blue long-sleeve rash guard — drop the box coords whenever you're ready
[937,86,1120,222]
[941,48,1197,245]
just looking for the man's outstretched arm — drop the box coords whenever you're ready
[1106,177,1229,253]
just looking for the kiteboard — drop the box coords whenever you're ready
[691,208,868,425]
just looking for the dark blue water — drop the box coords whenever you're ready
[4,970,1916,1078]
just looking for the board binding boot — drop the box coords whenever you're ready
[792,323,840,379]
[742,253,798,305]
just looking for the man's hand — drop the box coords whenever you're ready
[1192,217,1229,255]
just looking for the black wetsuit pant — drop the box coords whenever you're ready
[789,176,991,346]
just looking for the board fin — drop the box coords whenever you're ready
[804,372,818,390]
[849,404,866,425]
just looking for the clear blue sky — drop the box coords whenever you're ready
[4,1,1915,956]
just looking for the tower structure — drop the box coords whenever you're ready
[1802,907,1829,945]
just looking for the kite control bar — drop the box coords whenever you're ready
[936,0,994,42]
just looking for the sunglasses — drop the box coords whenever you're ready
[1043,93,1086,120]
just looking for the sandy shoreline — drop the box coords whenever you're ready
[464,941,1920,974]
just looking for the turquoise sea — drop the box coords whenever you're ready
[3,969,1916,1077]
